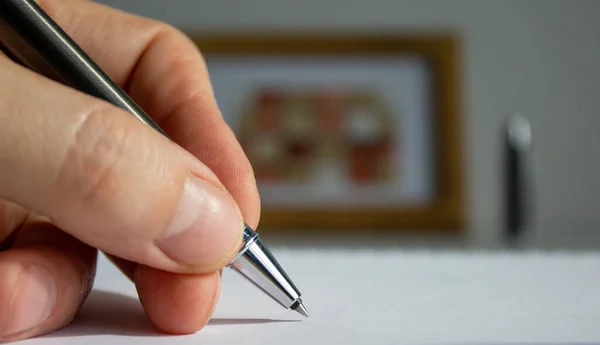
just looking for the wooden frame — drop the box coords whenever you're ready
[188,33,465,234]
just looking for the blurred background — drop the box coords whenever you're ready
[96,0,600,251]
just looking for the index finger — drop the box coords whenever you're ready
[24,0,259,334]
[36,0,261,228]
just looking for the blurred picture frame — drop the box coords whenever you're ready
[188,33,464,233]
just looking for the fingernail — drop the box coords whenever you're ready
[5,265,56,336]
[157,175,244,266]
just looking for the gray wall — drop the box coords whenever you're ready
[95,0,600,244]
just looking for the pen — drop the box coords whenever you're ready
[503,113,534,245]
[0,0,308,317]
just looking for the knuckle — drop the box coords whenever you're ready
[149,19,184,40]
[57,107,137,205]
[136,17,181,45]
[152,21,205,67]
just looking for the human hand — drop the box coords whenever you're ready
[0,0,260,341]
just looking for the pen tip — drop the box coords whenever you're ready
[294,301,310,318]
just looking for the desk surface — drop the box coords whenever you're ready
[20,247,600,344]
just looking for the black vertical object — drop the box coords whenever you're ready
[503,114,534,243]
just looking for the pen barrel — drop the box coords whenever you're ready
[229,226,302,309]
[0,0,167,136]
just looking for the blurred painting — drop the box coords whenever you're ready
[237,87,397,185]
[191,34,463,230]
[205,55,436,209]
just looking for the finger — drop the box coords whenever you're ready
[130,32,261,229]
[34,0,261,228]
[0,58,244,274]
[117,23,257,334]
[104,253,221,334]
[0,220,96,342]
[134,266,221,334]
[32,1,257,334]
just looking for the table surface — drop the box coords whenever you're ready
[19,246,600,344]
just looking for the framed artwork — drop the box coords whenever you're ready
[189,33,465,233]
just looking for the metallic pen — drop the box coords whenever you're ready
[0,0,308,317]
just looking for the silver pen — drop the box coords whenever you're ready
[0,0,308,317]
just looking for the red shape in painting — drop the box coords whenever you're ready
[256,90,281,131]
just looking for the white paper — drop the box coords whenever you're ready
[19,248,600,344]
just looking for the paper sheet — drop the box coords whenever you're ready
[19,248,600,344]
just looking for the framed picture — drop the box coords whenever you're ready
[189,33,464,233]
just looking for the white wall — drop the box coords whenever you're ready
[95,0,600,244]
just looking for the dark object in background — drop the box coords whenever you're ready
[503,114,535,244]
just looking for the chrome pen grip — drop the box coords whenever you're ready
[228,225,303,310]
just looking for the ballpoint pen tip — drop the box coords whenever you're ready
[294,302,310,317]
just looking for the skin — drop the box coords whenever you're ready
[0,0,261,342]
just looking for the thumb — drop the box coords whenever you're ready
[0,58,244,274]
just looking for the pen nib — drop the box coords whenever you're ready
[293,301,310,318]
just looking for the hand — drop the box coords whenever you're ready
[0,0,260,341]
